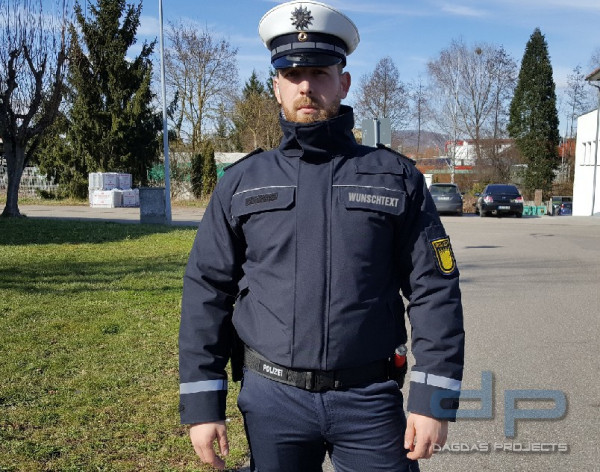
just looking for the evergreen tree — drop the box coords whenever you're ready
[47,0,160,197]
[201,140,217,197]
[243,70,266,98]
[190,152,203,199]
[35,111,89,198]
[508,28,560,197]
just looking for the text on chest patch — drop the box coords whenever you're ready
[246,192,279,206]
[348,192,399,208]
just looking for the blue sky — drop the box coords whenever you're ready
[134,0,600,124]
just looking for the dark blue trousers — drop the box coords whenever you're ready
[237,369,420,472]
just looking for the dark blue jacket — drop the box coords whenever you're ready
[179,106,464,424]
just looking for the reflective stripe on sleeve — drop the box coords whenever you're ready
[411,371,461,392]
[180,379,227,395]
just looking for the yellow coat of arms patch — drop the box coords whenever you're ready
[431,237,457,275]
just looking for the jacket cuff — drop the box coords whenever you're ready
[407,376,461,422]
[179,390,228,424]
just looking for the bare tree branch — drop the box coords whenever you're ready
[0,0,71,216]
[164,22,238,152]
[353,56,410,132]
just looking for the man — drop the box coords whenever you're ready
[179,1,464,471]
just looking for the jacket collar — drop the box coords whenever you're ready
[279,105,358,158]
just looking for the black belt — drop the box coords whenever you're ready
[244,346,389,392]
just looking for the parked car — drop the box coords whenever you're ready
[475,184,524,218]
[556,201,572,215]
[547,195,573,216]
[429,183,463,216]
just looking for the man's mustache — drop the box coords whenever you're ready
[294,97,321,109]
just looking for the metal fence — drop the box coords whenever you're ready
[0,165,58,197]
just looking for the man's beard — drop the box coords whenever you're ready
[282,96,342,123]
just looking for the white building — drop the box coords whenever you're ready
[573,108,600,216]
[444,139,513,166]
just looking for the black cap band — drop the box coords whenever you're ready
[270,32,347,68]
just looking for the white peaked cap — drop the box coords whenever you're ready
[258,1,360,68]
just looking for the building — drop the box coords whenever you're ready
[573,109,600,216]
[572,69,600,216]
[444,139,513,166]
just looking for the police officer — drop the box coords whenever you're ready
[179,1,464,471]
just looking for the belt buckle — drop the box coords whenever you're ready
[307,370,337,392]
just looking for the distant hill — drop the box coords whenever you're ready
[392,130,448,151]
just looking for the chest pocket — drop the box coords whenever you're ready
[231,186,296,218]
[342,158,408,215]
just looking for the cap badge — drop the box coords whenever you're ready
[291,6,313,31]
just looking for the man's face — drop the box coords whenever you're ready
[273,65,351,123]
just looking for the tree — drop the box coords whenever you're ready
[353,56,410,131]
[243,70,266,97]
[190,151,203,198]
[34,110,88,197]
[589,47,600,72]
[53,0,161,197]
[232,70,281,151]
[488,47,517,142]
[165,22,238,153]
[508,28,560,198]
[0,0,70,217]
[565,65,596,138]
[409,77,430,156]
[213,102,237,152]
[201,140,217,196]
[428,40,516,164]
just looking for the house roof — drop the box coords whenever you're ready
[586,67,600,81]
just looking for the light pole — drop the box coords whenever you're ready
[158,0,172,223]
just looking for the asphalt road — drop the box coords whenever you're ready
[422,214,600,472]
[19,206,600,471]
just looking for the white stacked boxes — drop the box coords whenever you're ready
[121,188,140,207]
[89,172,137,207]
[90,189,122,208]
[117,173,132,190]
[93,172,119,190]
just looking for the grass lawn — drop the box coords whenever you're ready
[0,218,247,471]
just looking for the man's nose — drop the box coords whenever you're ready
[298,78,312,94]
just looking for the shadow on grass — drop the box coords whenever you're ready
[0,257,186,296]
[0,218,193,246]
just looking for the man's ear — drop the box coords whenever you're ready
[273,76,282,104]
[340,71,351,99]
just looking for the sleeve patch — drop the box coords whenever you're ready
[431,237,457,275]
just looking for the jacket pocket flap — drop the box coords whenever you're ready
[355,160,405,176]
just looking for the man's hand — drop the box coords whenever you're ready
[404,413,448,460]
[189,421,229,470]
